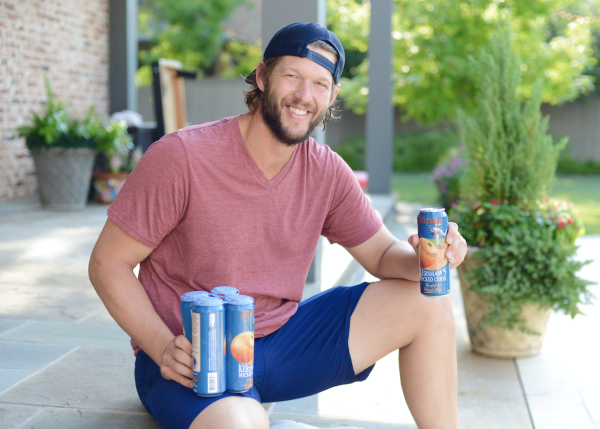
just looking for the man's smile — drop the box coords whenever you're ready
[287,105,309,117]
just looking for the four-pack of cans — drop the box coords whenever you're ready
[180,287,254,397]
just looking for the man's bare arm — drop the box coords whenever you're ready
[88,218,193,388]
[345,226,420,281]
[346,223,467,282]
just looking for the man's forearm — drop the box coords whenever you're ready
[88,258,174,364]
[375,239,420,282]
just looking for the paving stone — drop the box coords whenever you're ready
[0,319,28,335]
[22,407,162,429]
[1,322,130,349]
[0,283,104,322]
[0,369,36,394]
[0,340,76,370]
[269,413,411,429]
[0,347,143,413]
[0,403,44,429]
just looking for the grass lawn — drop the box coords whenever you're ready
[392,173,600,235]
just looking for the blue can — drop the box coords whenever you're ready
[180,291,210,343]
[417,208,450,297]
[225,295,255,393]
[210,286,239,301]
[192,296,226,397]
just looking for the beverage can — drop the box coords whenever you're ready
[192,296,226,397]
[417,208,450,297]
[210,286,240,301]
[180,291,210,343]
[225,295,255,393]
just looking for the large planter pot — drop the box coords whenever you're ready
[92,171,129,204]
[457,248,552,358]
[30,147,96,210]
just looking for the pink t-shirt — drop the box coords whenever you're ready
[108,117,382,354]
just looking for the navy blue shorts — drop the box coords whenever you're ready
[134,282,374,429]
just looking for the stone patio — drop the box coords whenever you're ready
[0,196,598,428]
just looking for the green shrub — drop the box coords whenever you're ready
[556,146,600,175]
[332,129,458,172]
[452,21,594,332]
[450,202,593,332]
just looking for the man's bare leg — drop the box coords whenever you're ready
[189,396,270,429]
[349,279,457,429]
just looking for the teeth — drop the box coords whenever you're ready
[289,106,307,115]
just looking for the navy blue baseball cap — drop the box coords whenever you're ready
[245,22,345,85]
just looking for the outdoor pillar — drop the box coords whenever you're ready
[366,0,394,194]
[109,0,138,114]
[262,0,327,284]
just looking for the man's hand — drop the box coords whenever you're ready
[159,335,194,389]
[409,222,467,270]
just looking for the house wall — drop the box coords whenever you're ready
[138,77,598,161]
[0,0,109,202]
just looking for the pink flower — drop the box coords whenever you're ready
[557,219,566,230]
[451,203,457,209]
[491,199,500,206]
[567,216,574,225]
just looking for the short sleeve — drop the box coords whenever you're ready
[321,153,383,248]
[107,133,190,248]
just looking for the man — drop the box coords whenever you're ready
[89,22,466,429]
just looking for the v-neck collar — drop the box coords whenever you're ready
[231,116,301,192]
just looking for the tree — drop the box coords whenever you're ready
[328,0,598,124]
[136,0,258,86]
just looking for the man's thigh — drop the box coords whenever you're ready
[256,282,374,404]
[135,350,263,429]
[348,279,454,374]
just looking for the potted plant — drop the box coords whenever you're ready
[17,78,119,210]
[91,121,141,204]
[450,24,595,358]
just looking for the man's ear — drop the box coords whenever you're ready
[329,83,341,106]
[256,62,267,92]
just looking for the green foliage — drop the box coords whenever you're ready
[216,39,263,79]
[332,129,458,172]
[450,23,595,332]
[457,23,566,210]
[17,77,132,157]
[330,0,597,124]
[430,148,466,210]
[557,146,600,175]
[137,0,250,86]
[450,202,593,332]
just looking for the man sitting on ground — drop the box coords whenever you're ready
[89,22,466,429]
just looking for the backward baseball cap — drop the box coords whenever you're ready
[245,22,345,85]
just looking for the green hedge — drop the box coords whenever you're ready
[333,130,459,172]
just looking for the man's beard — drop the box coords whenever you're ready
[260,81,326,146]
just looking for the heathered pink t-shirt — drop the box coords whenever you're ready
[107,116,382,354]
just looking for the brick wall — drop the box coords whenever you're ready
[0,0,109,202]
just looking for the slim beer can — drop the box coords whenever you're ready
[418,208,450,297]
[180,291,210,343]
[225,295,255,393]
[192,296,226,397]
[210,286,240,301]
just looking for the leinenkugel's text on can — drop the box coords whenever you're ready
[225,295,255,393]
[192,296,226,397]
[418,208,450,297]
[180,291,210,343]
[210,286,239,301]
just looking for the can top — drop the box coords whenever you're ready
[225,295,254,306]
[180,291,210,302]
[193,295,224,307]
[210,286,240,298]
[419,208,446,213]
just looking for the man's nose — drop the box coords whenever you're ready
[293,80,312,103]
